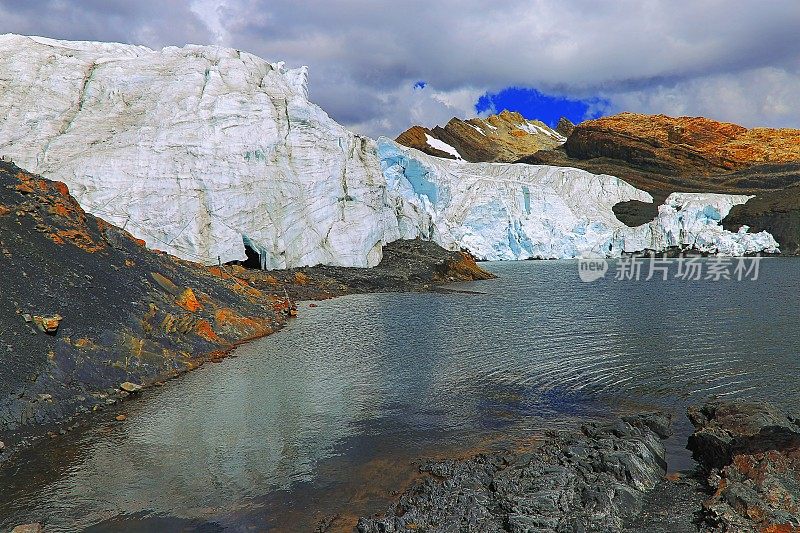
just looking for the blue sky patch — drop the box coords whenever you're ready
[475,87,609,127]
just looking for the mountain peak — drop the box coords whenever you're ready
[396,112,566,163]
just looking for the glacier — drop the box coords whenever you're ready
[0,34,408,268]
[0,34,779,267]
[378,140,779,260]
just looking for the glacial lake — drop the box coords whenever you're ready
[1,258,799,532]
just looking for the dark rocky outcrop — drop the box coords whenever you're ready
[356,402,800,532]
[688,400,800,531]
[241,239,494,301]
[357,414,670,532]
[395,111,565,163]
[555,117,575,137]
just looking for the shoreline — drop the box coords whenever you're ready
[0,222,494,464]
[356,400,800,532]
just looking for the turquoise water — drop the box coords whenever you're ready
[1,258,798,531]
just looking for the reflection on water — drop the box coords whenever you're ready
[1,259,799,531]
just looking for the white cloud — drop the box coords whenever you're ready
[189,1,230,45]
[0,0,798,135]
[345,84,486,139]
[608,67,800,128]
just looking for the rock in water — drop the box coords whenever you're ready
[688,400,800,531]
[119,382,143,393]
[357,414,669,532]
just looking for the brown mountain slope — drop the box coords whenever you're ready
[564,113,800,176]
[395,110,566,162]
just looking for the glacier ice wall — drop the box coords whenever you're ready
[379,140,779,260]
[0,34,409,268]
[0,35,779,267]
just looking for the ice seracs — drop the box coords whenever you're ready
[0,34,779,267]
[637,193,779,256]
[379,140,779,260]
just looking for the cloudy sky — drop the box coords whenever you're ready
[1,0,798,138]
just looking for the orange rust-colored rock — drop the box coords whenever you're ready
[33,314,62,334]
[208,266,231,279]
[214,308,272,337]
[176,288,202,312]
[73,337,98,350]
[565,113,800,175]
[434,252,495,282]
[294,271,310,285]
[195,319,223,344]
[54,229,105,253]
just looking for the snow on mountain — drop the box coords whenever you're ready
[424,134,463,160]
[0,35,779,267]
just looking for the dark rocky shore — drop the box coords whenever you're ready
[0,161,493,463]
[357,400,800,533]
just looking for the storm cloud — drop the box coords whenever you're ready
[1,0,798,137]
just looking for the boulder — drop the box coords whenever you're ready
[688,400,800,531]
[119,382,143,393]
[687,399,800,469]
[358,413,670,532]
[32,314,62,334]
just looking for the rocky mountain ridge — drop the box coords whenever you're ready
[395,110,566,162]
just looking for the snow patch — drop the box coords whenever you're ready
[424,133,463,160]
[467,123,486,136]
[517,121,567,143]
